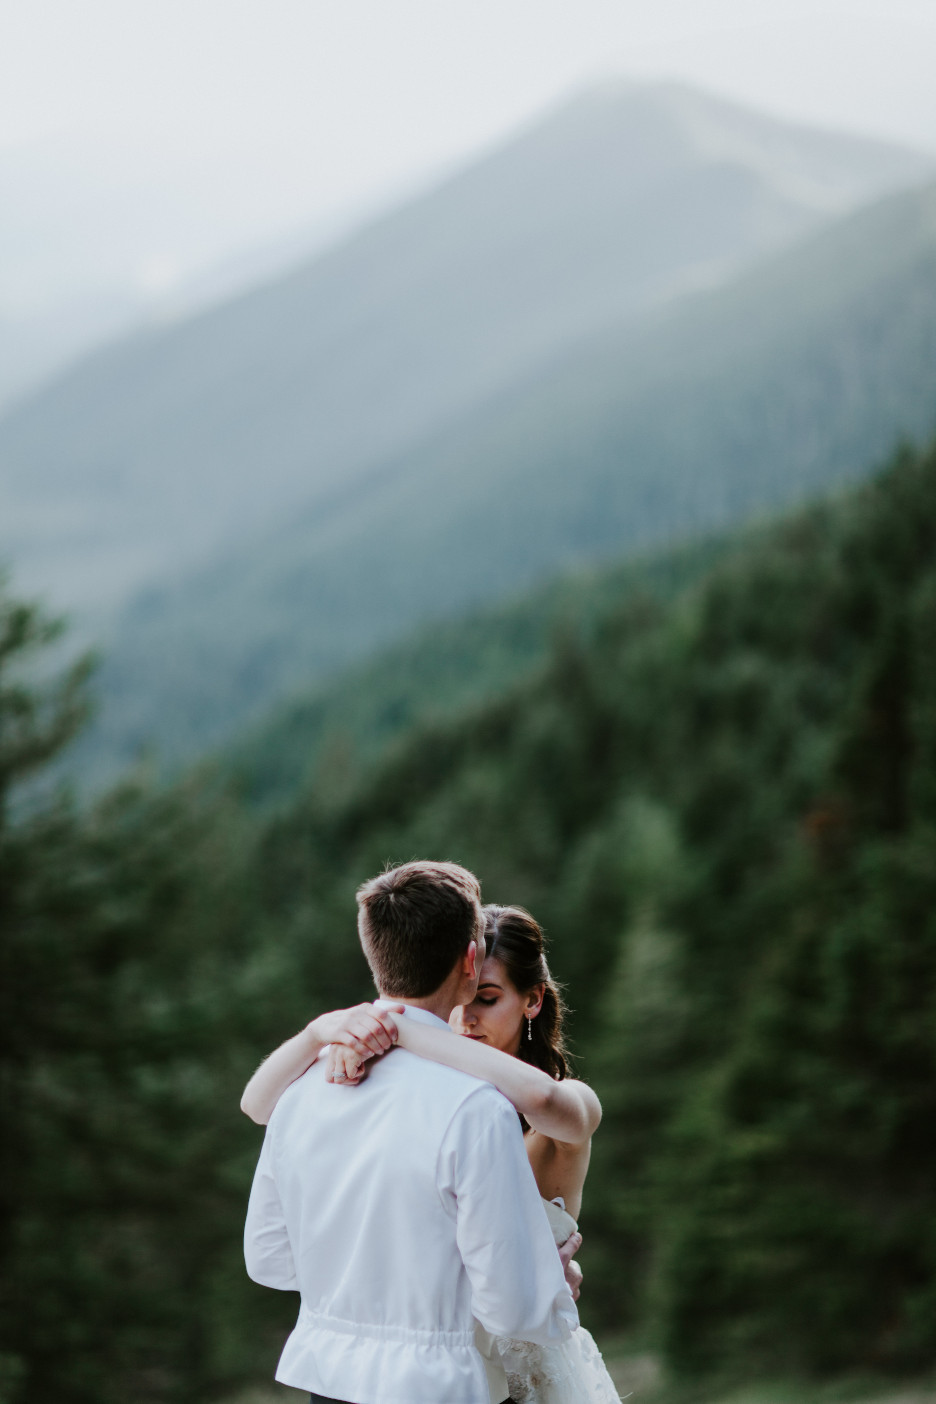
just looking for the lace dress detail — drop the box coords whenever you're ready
[480,1199,621,1404]
[493,1325,620,1404]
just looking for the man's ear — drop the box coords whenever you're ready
[463,939,480,982]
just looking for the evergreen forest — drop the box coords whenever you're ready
[3,433,936,1403]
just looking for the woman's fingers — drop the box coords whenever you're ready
[372,1010,399,1050]
[316,1002,402,1054]
[341,1048,367,1084]
[558,1232,584,1301]
[328,1005,400,1058]
[557,1232,582,1270]
[327,1045,366,1084]
[325,1004,404,1084]
[350,1008,398,1056]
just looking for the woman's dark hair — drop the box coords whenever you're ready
[482,904,570,1082]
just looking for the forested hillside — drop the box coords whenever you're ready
[223,531,732,808]
[253,434,936,1372]
[75,175,936,782]
[4,436,936,1401]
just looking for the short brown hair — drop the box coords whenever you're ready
[357,860,483,997]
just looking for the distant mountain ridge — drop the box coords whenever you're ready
[1,80,929,626]
[69,172,936,783]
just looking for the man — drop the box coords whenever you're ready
[244,860,578,1404]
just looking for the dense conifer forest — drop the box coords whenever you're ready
[3,435,936,1402]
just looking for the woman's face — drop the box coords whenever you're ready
[450,956,543,1056]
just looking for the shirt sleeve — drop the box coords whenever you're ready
[243,1123,298,1291]
[440,1084,579,1344]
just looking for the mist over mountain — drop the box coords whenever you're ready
[65,170,936,783]
[1,81,928,626]
[0,135,376,412]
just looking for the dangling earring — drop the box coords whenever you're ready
[527,1017,533,1042]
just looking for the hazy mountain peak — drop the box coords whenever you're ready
[1,82,932,696]
[541,77,934,212]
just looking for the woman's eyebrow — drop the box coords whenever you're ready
[478,982,503,992]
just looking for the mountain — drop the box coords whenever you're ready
[0,137,363,412]
[1,81,928,626]
[73,173,936,782]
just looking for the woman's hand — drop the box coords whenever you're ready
[323,1005,405,1085]
[558,1231,583,1302]
[326,1043,369,1085]
[309,1003,402,1060]
[240,1003,402,1124]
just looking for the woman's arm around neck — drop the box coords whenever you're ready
[240,1004,401,1124]
[393,1017,601,1146]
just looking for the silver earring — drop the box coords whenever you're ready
[527,1017,533,1042]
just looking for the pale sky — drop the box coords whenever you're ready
[2,0,936,312]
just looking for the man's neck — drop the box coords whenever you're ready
[379,992,454,1024]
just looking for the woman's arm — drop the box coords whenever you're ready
[240,1004,401,1124]
[390,1020,601,1145]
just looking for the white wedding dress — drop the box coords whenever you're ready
[476,1198,621,1404]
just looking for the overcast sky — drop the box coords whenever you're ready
[3,0,936,310]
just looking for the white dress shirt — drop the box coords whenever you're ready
[244,1005,578,1404]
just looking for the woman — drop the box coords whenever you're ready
[241,905,618,1404]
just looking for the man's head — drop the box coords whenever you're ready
[357,860,484,1000]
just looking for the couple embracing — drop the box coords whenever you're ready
[243,860,619,1404]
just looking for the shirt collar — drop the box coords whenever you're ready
[373,999,453,1033]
